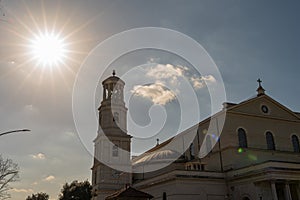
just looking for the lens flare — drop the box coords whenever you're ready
[238,147,244,153]
[30,32,67,67]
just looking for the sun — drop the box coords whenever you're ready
[30,32,67,67]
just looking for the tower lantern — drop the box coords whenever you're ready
[102,70,125,105]
[99,70,127,132]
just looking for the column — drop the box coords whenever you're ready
[120,85,124,101]
[103,85,106,100]
[284,183,292,200]
[108,83,112,98]
[271,182,278,200]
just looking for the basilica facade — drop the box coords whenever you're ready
[92,73,300,200]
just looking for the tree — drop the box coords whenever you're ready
[59,180,92,200]
[26,192,49,200]
[0,155,19,199]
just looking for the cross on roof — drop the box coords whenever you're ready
[256,78,265,96]
[257,78,262,87]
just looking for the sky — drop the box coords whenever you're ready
[0,0,300,199]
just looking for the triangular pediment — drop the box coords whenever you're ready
[227,95,300,121]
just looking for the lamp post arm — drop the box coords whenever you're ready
[0,129,31,137]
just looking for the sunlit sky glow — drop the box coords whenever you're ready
[29,31,67,67]
[0,1,300,200]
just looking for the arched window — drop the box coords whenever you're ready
[112,145,118,157]
[93,170,97,184]
[163,192,167,200]
[206,135,212,153]
[266,132,275,150]
[292,135,300,152]
[189,143,195,160]
[238,128,248,148]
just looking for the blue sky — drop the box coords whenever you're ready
[0,0,300,199]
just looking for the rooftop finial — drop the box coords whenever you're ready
[156,138,159,146]
[257,78,262,87]
[112,70,116,76]
[256,78,265,96]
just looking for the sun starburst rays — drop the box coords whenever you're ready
[0,0,101,103]
[29,32,67,67]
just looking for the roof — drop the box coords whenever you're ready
[102,70,125,85]
[105,186,153,200]
[133,91,300,162]
[225,94,300,120]
[133,149,182,165]
[102,75,125,84]
[145,138,172,153]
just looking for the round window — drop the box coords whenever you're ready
[261,105,269,113]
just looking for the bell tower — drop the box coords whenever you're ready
[92,71,132,200]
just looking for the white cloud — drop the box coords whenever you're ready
[31,153,46,160]
[146,64,216,90]
[131,82,176,105]
[131,63,216,103]
[202,75,216,83]
[65,131,75,137]
[60,130,76,141]
[147,57,160,63]
[146,64,186,85]
[32,181,38,185]
[43,175,55,182]
[12,188,34,193]
[23,104,39,115]
[190,77,204,89]
[190,75,216,89]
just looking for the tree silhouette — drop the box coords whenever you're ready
[0,155,19,199]
[59,180,92,200]
[26,192,49,200]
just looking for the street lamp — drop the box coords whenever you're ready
[0,129,31,137]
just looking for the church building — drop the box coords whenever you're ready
[92,72,300,200]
